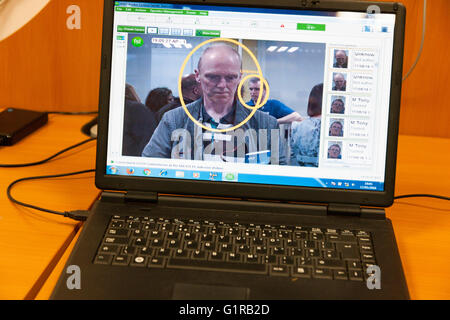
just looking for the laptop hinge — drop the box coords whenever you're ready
[327,203,361,217]
[327,203,386,219]
[101,191,158,203]
[125,191,158,203]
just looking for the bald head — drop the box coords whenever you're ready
[197,44,242,71]
[195,44,242,114]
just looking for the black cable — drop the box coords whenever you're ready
[0,137,96,168]
[403,0,427,82]
[6,169,95,221]
[394,194,450,201]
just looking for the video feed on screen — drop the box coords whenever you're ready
[122,34,325,167]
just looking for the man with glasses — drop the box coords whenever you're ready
[142,44,286,165]
[330,97,345,114]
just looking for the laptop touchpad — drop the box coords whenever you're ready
[172,283,250,300]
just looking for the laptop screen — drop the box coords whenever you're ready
[106,1,396,192]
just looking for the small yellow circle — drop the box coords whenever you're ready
[178,38,268,133]
[237,74,270,111]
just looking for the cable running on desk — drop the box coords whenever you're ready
[0,138,96,168]
[7,169,95,221]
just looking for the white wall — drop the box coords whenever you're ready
[0,0,50,41]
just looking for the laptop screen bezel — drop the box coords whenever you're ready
[95,0,405,207]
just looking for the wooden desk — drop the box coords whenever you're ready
[387,135,450,299]
[0,114,98,299]
[1,115,449,299]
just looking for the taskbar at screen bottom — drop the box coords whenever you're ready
[106,165,384,191]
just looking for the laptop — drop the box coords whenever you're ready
[51,0,409,300]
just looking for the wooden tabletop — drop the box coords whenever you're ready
[1,115,449,299]
[387,135,450,299]
[0,114,99,299]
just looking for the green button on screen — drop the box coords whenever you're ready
[297,23,326,31]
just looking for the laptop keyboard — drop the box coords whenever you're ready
[94,215,377,281]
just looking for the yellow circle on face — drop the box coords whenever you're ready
[237,74,270,111]
[178,37,268,133]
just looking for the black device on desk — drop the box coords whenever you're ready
[0,108,48,146]
[51,0,409,300]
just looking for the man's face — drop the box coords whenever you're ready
[335,51,347,66]
[331,100,344,113]
[334,75,346,90]
[328,145,341,158]
[195,46,241,107]
[249,80,266,104]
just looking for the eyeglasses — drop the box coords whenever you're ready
[204,74,239,84]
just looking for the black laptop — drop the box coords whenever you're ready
[51,0,409,300]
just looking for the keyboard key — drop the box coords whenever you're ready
[297,257,313,266]
[322,250,339,259]
[130,256,147,267]
[313,268,332,279]
[264,255,277,264]
[121,245,136,255]
[315,259,346,269]
[303,241,317,249]
[94,254,113,265]
[294,231,308,240]
[347,261,362,270]
[138,246,153,256]
[255,246,268,254]
[270,265,290,276]
[281,256,294,265]
[333,270,348,280]
[156,248,171,257]
[337,243,360,260]
[209,251,224,261]
[107,228,129,237]
[148,257,166,268]
[112,255,130,266]
[361,253,376,261]
[192,250,207,260]
[186,240,199,250]
[306,249,321,258]
[227,252,242,262]
[349,270,364,281]
[174,249,189,258]
[219,243,233,252]
[104,237,128,245]
[360,244,374,253]
[292,267,312,278]
[289,248,304,257]
[217,235,230,243]
[98,244,120,254]
[167,258,267,275]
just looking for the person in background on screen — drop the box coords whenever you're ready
[125,83,141,103]
[122,83,157,157]
[290,83,323,167]
[145,87,174,113]
[246,77,303,124]
[156,74,203,122]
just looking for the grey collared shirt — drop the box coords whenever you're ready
[142,98,287,165]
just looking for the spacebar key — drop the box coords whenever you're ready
[167,258,267,275]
